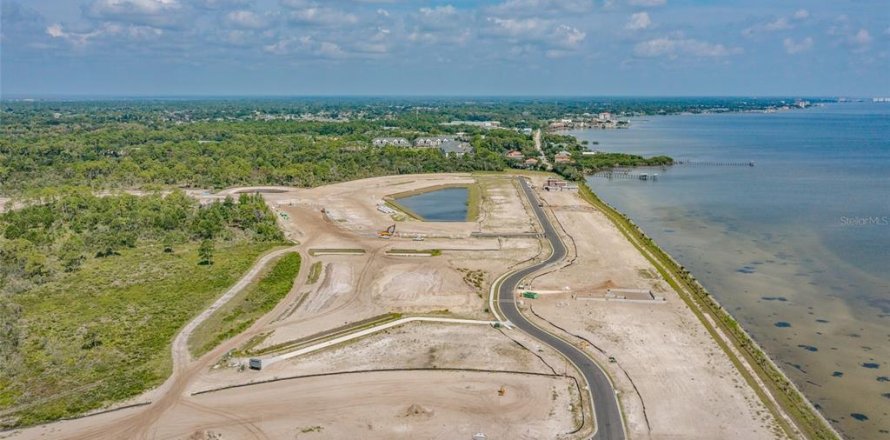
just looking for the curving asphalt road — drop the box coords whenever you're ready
[497,178,625,440]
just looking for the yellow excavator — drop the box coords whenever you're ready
[378,224,396,238]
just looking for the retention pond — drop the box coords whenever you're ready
[394,187,469,222]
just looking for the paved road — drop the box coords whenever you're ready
[497,178,625,440]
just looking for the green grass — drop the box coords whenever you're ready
[307,248,366,256]
[0,241,281,428]
[576,181,838,440]
[306,261,323,284]
[466,183,482,221]
[386,249,442,256]
[189,252,301,358]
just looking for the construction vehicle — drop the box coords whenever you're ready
[378,224,396,238]
[498,386,506,396]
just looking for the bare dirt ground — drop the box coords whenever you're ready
[523,175,786,440]
[5,173,789,440]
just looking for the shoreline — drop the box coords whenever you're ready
[576,180,840,440]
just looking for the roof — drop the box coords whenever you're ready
[439,140,471,154]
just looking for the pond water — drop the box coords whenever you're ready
[396,187,469,221]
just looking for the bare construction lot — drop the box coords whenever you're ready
[7,173,791,439]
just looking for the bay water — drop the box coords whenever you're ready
[571,102,889,439]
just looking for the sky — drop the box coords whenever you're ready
[1,0,888,97]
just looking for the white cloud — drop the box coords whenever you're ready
[851,28,872,45]
[742,17,791,37]
[783,37,813,54]
[487,0,595,16]
[84,0,185,28]
[485,17,548,38]
[553,24,586,48]
[46,22,161,46]
[225,10,266,29]
[793,9,809,20]
[625,12,651,31]
[628,0,665,6]
[288,7,358,26]
[634,37,742,58]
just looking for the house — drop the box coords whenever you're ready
[524,158,539,167]
[597,112,612,121]
[372,137,411,147]
[414,136,453,147]
[506,150,524,160]
[554,150,573,163]
[439,140,472,157]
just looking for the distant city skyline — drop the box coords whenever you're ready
[2,0,888,97]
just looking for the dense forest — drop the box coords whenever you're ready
[0,96,818,195]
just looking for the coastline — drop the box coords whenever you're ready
[576,181,840,440]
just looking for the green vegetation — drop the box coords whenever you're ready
[542,133,673,181]
[0,242,277,427]
[307,248,366,256]
[189,252,301,357]
[0,190,286,427]
[386,249,442,256]
[245,313,401,357]
[0,99,745,196]
[466,183,482,221]
[306,261,323,284]
[576,182,838,440]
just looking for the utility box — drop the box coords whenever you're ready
[249,358,264,370]
[522,291,539,299]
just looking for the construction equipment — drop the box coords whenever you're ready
[378,224,396,238]
[498,386,506,396]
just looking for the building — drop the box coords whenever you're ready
[597,112,612,121]
[372,137,411,147]
[506,150,524,160]
[543,177,577,191]
[524,158,539,167]
[554,150,573,163]
[439,140,472,157]
[414,136,453,147]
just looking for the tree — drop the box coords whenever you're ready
[198,239,214,265]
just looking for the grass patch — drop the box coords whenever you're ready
[189,252,301,358]
[576,181,838,440]
[306,261,323,284]
[246,313,401,356]
[466,183,482,221]
[307,248,365,256]
[0,241,281,428]
[383,199,423,221]
[386,249,442,256]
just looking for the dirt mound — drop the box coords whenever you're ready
[595,279,620,290]
[405,403,434,417]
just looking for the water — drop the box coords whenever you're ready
[396,187,469,221]
[570,103,890,440]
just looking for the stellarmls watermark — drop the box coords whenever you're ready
[839,216,889,226]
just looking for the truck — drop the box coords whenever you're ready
[249,358,264,370]
[522,291,539,299]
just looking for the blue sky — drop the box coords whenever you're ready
[1,0,888,96]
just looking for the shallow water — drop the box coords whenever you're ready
[571,103,889,439]
[396,187,469,222]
